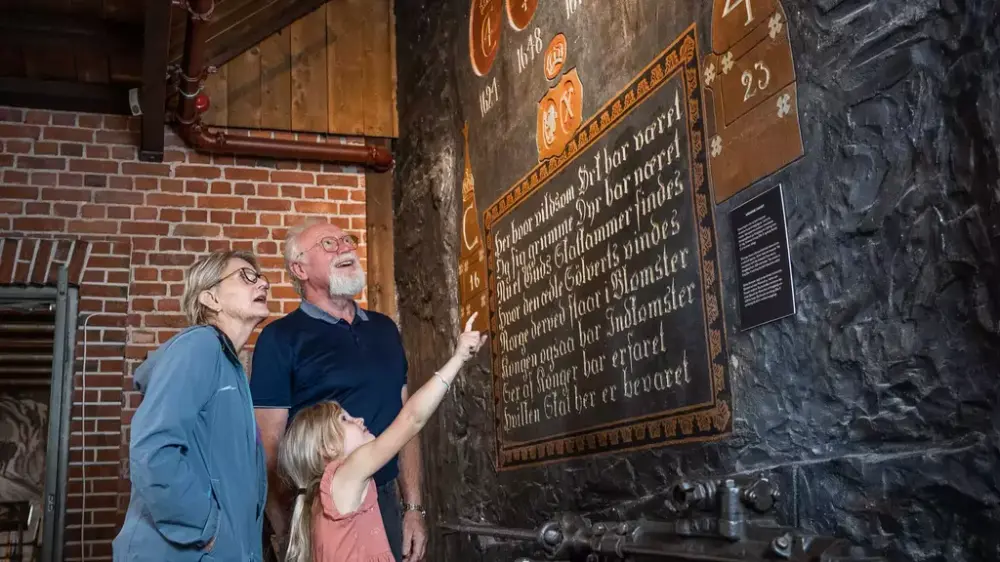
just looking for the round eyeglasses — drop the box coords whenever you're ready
[212,267,269,288]
[294,234,360,260]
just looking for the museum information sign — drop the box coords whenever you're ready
[485,26,732,470]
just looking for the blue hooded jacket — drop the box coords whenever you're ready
[113,325,267,562]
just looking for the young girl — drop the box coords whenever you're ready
[278,313,486,562]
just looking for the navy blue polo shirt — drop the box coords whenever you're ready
[249,301,408,486]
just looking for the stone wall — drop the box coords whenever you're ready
[392,1,1000,560]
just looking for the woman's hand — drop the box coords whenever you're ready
[452,312,487,362]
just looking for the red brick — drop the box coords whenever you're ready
[232,182,255,195]
[260,213,282,226]
[71,159,119,174]
[23,110,49,124]
[133,267,157,281]
[327,188,349,200]
[0,154,12,167]
[294,201,338,214]
[25,202,51,215]
[210,181,232,194]
[31,172,58,186]
[340,202,365,215]
[225,168,270,181]
[134,177,158,191]
[54,203,80,217]
[110,176,134,190]
[81,204,107,219]
[183,239,207,252]
[173,223,222,237]
[185,180,209,193]
[164,150,185,163]
[349,189,365,202]
[256,241,278,254]
[184,209,208,222]
[95,190,143,205]
[60,143,84,157]
[271,170,314,184]
[159,237,181,251]
[247,198,290,211]
[1,184,38,199]
[78,115,103,129]
[257,183,280,197]
[103,115,131,130]
[121,221,169,235]
[96,130,138,145]
[18,156,66,170]
[134,207,157,220]
[223,226,269,239]
[66,220,117,234]
[210,210,232,223]
[304,187,325,198]
[316,173,359,187]
[4,170,29,184]
[122,162,171,176]
[84,174,107,187]
[188,151,212,165]
[131,283,168,296]
[0,123,41,139]
[280,185,302,198]
[44,126,94,142]
[176,165,221,179]
[0,108,23,122]
[159,208,183,222]
[51,113,77,126]
[146,193,195,207]
[234,212,256,225]
[107,205,131,219]
[41,187,93,202]
[59,172,83,186]
[4,140,31,153]
[0,201,23,214]
[112,145,137,160]
[14,217,66,231]
[197,195,244,209]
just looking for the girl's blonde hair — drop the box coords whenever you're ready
[278,401,347,562]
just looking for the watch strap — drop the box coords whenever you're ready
[402,502,426,516]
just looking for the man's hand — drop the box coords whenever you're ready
[402,511,428,561]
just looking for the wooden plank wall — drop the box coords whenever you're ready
[201,0,397,138]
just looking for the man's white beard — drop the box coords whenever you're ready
[328,265,366,298]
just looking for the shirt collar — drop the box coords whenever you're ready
[299,299,369,325]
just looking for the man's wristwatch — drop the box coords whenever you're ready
[402,502,426,517]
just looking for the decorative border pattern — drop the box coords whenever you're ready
[484,24,732,471]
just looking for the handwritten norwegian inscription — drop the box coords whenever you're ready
[490,72,715,445]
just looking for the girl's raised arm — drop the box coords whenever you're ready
[336,314,486,496]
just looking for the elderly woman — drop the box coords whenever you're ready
[113,250,271,562]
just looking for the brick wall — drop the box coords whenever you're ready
[0,105,369,560]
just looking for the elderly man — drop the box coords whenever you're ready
[250,219,427,562]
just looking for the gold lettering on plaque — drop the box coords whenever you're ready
[704,0,804,202]
[544,33,568,80]
[470,0,504,76]
[458,122,490,332]
[537,69,583,161]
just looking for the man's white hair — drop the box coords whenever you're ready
[284,217,330,297]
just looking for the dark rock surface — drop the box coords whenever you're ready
[393,0,1000,560]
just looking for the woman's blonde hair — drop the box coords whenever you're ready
[181,250,260,325]
[278,401,347,562]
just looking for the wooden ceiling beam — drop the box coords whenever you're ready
[139,0,173,163]
[0,11,142,53]
[0,77,132,115]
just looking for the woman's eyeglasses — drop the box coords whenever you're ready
[213,267,269,288]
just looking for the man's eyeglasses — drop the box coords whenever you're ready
[294,234,360,261]
[212,267,269,288]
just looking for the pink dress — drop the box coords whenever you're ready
[312,461,395,562]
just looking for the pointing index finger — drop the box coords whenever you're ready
[465,311,478,332]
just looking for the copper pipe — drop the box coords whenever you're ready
[173,0,393,172]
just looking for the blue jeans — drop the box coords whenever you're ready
[376,480,403,562]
